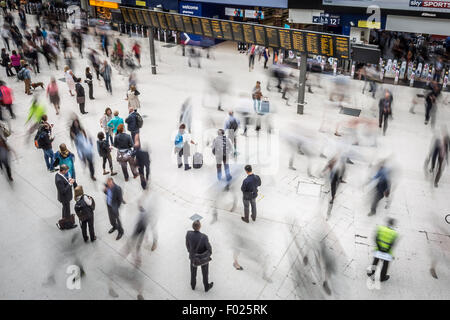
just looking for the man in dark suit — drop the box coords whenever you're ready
[104,177,125,240]
[241,165,261,223]
[55,164,76,228]
[185,220,213,292]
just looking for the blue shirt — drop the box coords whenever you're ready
[106,188,113,207]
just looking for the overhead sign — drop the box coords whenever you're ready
[358,20,382,29]
[323,0,450,13]
[89,0,119,9]
[119,6,350,59]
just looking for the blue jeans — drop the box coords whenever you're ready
[105,131,113,146]
[43,148,54,170]
[217,157,231,181]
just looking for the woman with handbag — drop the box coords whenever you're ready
[75,77,86,114]
[113,124,138,181]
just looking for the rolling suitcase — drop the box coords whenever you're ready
[193,151,203,169]
[56,214,77,230]
[258,97,270,115]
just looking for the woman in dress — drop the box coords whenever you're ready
[64,65,75,96]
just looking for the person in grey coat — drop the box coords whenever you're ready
[101,60,112,94]
[211,129,234,181]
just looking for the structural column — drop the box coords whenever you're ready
[149,27,157,75]
[297,52,307,115]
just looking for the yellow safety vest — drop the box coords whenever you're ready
[376,226,397,254]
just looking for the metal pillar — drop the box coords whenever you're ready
[297,52,307,114]
[149,27,157,75]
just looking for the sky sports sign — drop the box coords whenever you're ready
[323,0,450,12]
[409,0,450,9]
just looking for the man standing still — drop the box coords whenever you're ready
[104,177,125,240]
[55,164,76,229]
[186,220,213,292]
[378,89,393,136]
[367,218,398,282]
[241,165,261,223]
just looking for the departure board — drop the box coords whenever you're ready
[334,36,350,59]
[182,16,193,34]
[134,9,145,26]
[127,8,137,24]
[266,27,280,48]
[165,14,176,31]
[320,34,333,57]
[157,12,168,29]
[231,22,244,42]
[142,10,152,27]
[191,17,203,36]
[291,30,305,52]
[253,25,266,46]
[201,18,213,38]
[173,14,184,32]
[278,29,292,50]
[149,11,160,28]
[220,21,233,40]
[210,20,223,39]
[121,8,131,24]
[242,24,255,44]
[305,32,320,55]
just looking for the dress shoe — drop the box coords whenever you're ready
[241,217,249,223]
[205,282,214,292]
[108,227,116,234]
[191,285,195,290]
[91,176,96,181]
[178,163,183,168]
[83,237,89,243]
[251,216,256,222]
[184,165,191,171]
[380,275,390,282]
[125,177,129,182]
[111,172,117,176]
[103,171,110,175]
[116,232,123,240]
[68,224,77,229]
[91,236,97,242]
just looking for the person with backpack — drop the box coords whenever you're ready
[126,85,140,110]
[224,111,240,157]
[0,80,15,119]
[19,63,32,95]
[36,123,56,172]
[53,143,77,188]
[125,106,142,144]
[97,131,117,176]
[174,123,196,171]
[75,77,87,114]
[74,185,96,243]
[211,129,234,182]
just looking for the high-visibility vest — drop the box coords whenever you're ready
[376,226,397,254]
